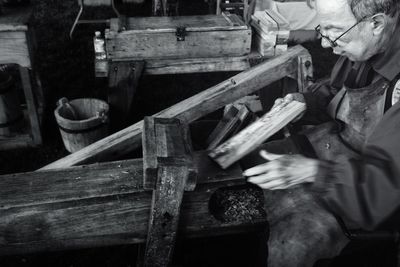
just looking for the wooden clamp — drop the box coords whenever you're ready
[209,100,306,169]
[142,116,197,190]
[142,116,198,266]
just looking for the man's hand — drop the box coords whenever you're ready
[243,150,319,190]
[272,93,306,122]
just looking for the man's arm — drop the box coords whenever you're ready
[246,103,400,231]
[313,103,400,230]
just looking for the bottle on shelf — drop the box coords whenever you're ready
[94,31,106,61]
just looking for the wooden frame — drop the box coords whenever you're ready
[41,45,312,170]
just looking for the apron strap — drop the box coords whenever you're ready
[327,87,347,118]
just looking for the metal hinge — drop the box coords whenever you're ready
[176,26,187,41]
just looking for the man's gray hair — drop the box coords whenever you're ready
[348,0,400,20]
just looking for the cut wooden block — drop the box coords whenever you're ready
[142,117,197,191]
[209,100,306,169]
[207,104,253,150]
[206,105,239,147]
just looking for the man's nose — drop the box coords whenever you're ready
[321,37,332,48]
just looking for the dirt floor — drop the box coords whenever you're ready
[0,0,397,266]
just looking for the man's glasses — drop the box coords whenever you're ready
[315,17,368,47]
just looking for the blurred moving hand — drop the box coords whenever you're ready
[244,150,319,190]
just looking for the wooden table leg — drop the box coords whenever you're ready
[108,61,144,130]
[19,65,42,145]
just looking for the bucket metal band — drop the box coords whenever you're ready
[58,122,108,134]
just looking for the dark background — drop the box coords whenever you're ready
[0,0,397,266]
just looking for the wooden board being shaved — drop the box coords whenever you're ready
[209,100,306,169]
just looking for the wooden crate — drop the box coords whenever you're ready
[105,13,252,60]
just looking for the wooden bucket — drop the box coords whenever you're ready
[54,97,109,153]
[0,71,23,136]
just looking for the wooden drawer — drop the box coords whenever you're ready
[105,13,252,60]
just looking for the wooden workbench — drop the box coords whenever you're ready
[0,5,44,149]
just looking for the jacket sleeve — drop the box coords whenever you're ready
[300,56,350,125]
[301,79,336,124]
[313,103,400,230]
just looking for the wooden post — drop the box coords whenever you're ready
[108,60,145,130]
[19,66,42,145]
[40,45,310,170]
[144,165,189,266]
[296,54,314,93]
[152,0,168,15]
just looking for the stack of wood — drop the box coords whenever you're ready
[209,100,306,169]
[250,9,290,57]
[206,103,257,151]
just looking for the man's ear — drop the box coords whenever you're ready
[371,13,386,35]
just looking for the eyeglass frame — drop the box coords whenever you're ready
[315,16,369,47]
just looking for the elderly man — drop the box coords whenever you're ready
[243,0,400,266]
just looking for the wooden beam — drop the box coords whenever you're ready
[40,45,309,170]
[0,154,267,256]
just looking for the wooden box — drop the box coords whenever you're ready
[105,13,252,60]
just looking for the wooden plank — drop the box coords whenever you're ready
[120,15,247,31]
[0,31,31,68]
[207,105,251,150]
[143,165,188,267]
[106,29,251,60]
[206,105,239,147]
[0,154,266,256]
[209,100,306,169]
[96,56,251,77]
[144,55,250,75]
[142,117,197,190]
[41,45,309,170]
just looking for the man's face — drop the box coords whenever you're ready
[315,0,379,61]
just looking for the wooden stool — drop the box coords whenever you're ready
[0,5,44,150]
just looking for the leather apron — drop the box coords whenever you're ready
[303,79,390,161]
